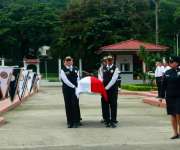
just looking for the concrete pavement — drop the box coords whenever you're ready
[0,86,179,150]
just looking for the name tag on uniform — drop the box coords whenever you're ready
[177,72,180,76]
[65,71,70,75]
[110,70,114,73]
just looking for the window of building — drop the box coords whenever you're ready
[120,63,130,72]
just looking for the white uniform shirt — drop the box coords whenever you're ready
[163,66,171,74]
[105,64,120,90]
[155,66,164,77]
[98,65,103,82]
[60,65,80,88]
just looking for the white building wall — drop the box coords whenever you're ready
[115,55,142,84]
[116,55,133,72]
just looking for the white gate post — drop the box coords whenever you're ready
[58,59,61,80]
[1,58,5,66]
[79,58,82,77]
[142,61,146,73]
[36,64,40,75]
[23,60,27,69]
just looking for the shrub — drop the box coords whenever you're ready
[121,84,155,91]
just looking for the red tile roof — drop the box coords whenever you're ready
[98,39,169,53]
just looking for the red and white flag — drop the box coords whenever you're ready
[76,76,108,101]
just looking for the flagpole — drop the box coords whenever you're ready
[58,58,61,80]
[79,58,82,78]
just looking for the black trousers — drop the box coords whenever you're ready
[103,89,118,123]
[77,99,81,121]
[156,77,162,97]
[62,87,80,125]
[101,97,106,120]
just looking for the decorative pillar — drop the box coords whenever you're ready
[79,58,82,77]
[36,64,40,75]
[122,64,125,72]
[142,61,146,73]
[23,60,27,69]
[1,58,5,66]
[162,57,166,63]
[58,59,61,80]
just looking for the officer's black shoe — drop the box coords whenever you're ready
[112,120,118,124]
[100,119,106,124]
[105,122,111,128]
[110,122,117,128]
[67,124,73,128]
[73,123,79,128]
[170,135,179,139]
[77,122,82,126]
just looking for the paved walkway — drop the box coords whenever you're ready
[0,86,179,150]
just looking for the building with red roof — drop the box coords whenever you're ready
[98,39,169,83]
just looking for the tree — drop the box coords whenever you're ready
[138,46,161,83]
[1,0,179,70]
[0,1,60,62]
[51,0,154,71]
[174,6,180,32]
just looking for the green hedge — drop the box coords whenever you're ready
[48,78,59,82]
[121,84,156,91]
[41,73,59,81]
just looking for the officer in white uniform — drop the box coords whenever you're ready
[60,56,80,128]
[98,56,107,123]
[102,55,119,128]
[155,61,164,98]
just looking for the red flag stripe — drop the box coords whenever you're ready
[90,76,108,102]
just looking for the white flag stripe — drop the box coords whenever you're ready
[76,76,91,97]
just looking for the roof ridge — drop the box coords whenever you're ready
[100,39,168,50]
[101,39,135,49]
[139,40,169,48]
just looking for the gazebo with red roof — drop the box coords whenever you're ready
[98,39,169,83]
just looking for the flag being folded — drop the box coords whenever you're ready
[76,76,108,102]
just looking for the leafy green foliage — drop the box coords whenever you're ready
[138,46,161,71]
[51,0,155,71]
[0,0,67,61]
[0,0,179,71]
